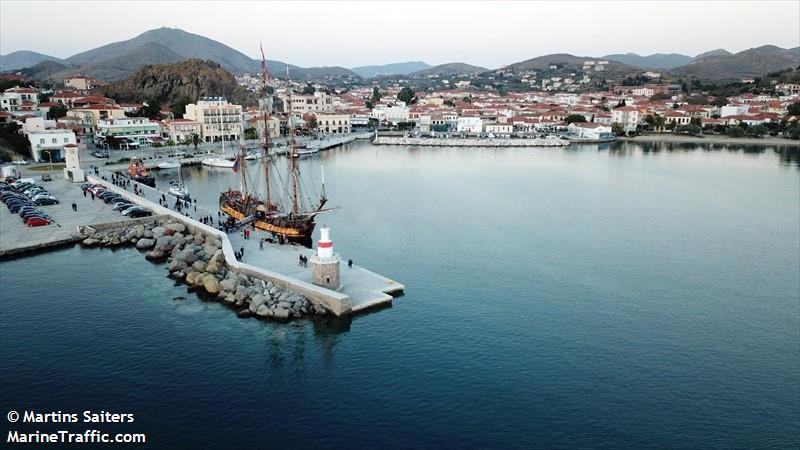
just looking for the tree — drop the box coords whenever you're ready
[306,117,318,130]
[302,84,315,95]
[244,127,257,140]
[616,99,626,108]
[47,105,68,120]
[727,126,745,137]
[371,87,382,103]
[397,87,416,105]
[788,102,800,116]
[191,133,201,150]
[565,114,587,124]
[171,96,192,117]
[365,100,373,109]
[712,97,728,107]
[138,101,161,119]
[750,124,768,137]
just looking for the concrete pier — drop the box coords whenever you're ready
[373,135,570,147]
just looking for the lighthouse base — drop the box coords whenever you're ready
[311,255,341,290]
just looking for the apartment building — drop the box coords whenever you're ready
[184,97,243,142]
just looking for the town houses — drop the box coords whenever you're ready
[1,66,799,164]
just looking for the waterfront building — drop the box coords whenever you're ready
[484,122,513,135]
[567,122,614,140]
[163,118,202,142]
[184,97,243,142]
[457,116,483,134]
[96,117,161,145]
[611,106,640,133]
[315,113,351,134]
[664,111,691,125]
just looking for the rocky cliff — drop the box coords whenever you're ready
[100,59,256,108]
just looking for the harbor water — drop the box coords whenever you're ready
[2,141,798,448]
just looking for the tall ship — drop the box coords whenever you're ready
[219,46,329,246]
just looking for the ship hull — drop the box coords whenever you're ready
[219,191,316,246]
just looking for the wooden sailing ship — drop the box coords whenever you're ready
[219,45,328,246]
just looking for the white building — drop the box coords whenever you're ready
[27,129,77,162]
[611,106,640,133]
[720,105,749,117]
[568,122,614,140]
[1,87,39,113]
[184,97,243,142]
[457,116,483,134]
[371,104,410,124]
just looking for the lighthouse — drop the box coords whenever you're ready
[311,225,341,290]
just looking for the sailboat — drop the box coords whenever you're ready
[202,98,236,168]
[218,45,330,246]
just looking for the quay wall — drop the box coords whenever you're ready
[373,136,570,147]
[86,175,354,316]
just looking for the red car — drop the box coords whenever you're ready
[26,216,50,227]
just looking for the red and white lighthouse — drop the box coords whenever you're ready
[317,226,334,260]
[311,225,340,290]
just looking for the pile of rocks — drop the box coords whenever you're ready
[79,218,328,322]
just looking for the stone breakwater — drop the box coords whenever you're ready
[78,218,327,322]
[372,136,571,147]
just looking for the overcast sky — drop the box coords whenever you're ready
[1,1,798,69]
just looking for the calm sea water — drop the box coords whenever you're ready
[2,141,799,449]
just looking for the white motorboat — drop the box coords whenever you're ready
[202,158,235,168]
[158,160,181,169]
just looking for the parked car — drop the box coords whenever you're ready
[121,206,148,216]
[126,209,152,218]
[34,197,59,206]
[112,201,134,211]
[40,174,52,181]
[26,216,51,227]
[103,195,124,204]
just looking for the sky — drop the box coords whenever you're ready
[1,1,799,69]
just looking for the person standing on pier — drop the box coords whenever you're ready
[348,259,353,269]
[240,246,244,258]
[71,203,77,212]
[259,239,264,251]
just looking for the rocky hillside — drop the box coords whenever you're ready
[99,59,257,108]
[1,50,64,72]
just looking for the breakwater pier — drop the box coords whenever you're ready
[1,171,404,318]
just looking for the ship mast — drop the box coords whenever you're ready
[286,65,299,215]
[259,43,272,212]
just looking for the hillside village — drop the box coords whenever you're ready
[1,63,799,162]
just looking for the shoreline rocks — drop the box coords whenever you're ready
[79,217,328,322]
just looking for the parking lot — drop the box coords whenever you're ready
[0,172,126,255]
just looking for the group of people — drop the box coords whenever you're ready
[298,254,309,267]
[234,245,245,261]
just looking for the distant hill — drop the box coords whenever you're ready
[409,62,488,77]
[692,48,732,61]
[674,45,800,81]
[602,53,692,69]
[11,27,361,82]
[503,53,639,80]
[99,59,256,107]
[65,27,258,75]
[352,61,431,78]
[0,51,64,72]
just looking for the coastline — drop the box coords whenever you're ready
[620,134,800,147]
